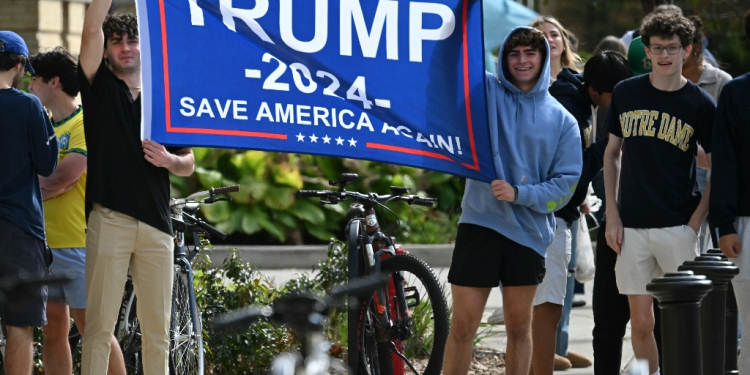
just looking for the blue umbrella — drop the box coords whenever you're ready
[483,0,539,73]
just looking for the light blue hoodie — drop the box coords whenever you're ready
[459,27,582,257]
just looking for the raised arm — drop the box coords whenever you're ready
[80,0,112,83]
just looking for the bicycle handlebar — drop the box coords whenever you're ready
[179,214,227,240]
[213,185,240,194]
[195,219,227,241]
[211,274,386,332]
[211,306,273,331]
[296,189,436,207]
[185,185,240,201]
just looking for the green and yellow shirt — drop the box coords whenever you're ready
[44,106,87,248]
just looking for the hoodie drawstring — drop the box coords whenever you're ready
[533,95,537,123]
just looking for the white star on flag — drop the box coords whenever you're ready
[335,137,344,145]
[322,135,331,144]
[296,133,305,142]
[310,134,319,143]
[348,138,357,147]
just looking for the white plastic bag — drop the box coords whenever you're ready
[575,186,598,283]
[575,217,596,283]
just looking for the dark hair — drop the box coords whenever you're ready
[592,35,628,56]
[503,28,548,67]
[687,15,705,66]
[103,13,138,48]
[0,41,27,72]
[744,9,750,40]
[584,50,631,94]
[640,11,695,47]
[29,47,79,97]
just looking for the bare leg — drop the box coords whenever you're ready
[43,301,73,375]
[442,285,491,375]
[72,308,127,375]
[503,285,537,375]
[529,302,563,375]
[628,294,659,373]
[4,326,33,375]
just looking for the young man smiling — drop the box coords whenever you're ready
[78,0,195,374]
[443,27,581,375]
[603,12,715,375]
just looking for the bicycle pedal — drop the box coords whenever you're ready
[404,286,420,308]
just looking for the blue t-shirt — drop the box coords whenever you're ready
[0,88,58,240]
[606,75,715,228]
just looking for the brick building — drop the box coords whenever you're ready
[1,0,136,55]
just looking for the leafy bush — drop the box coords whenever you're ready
[171,150,464,245]
[195,240,350,374]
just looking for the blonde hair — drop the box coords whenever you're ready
[530,16,582,70]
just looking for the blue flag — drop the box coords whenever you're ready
[137,0,495,182]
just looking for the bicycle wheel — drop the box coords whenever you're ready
[69,323,82,373]
[169,265,202,375]
[116,279,143,375]
[358,254,449,375]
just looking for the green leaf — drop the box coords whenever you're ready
[272,164,304,189]
[307,226,335,241]
[290,199,326,225]
[215,219,236,234]
[263,187,295,210]
[255,213,286,242]
[241,212,261,234]
[244,176,269,201]
[233,151,268,179]
[273,211,297,228]
[196,167,224,189]
[200,201,231,223]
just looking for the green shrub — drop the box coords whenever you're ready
[171,150,464,245]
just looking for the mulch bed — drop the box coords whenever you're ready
[404,346,506,375]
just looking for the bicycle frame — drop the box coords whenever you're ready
[349,206,411,375]
[171,217,205,375]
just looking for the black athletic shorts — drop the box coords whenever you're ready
[0,218,51,327]
[448,223,546,288]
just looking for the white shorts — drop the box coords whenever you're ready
[615,225,699,295]
[533,218,572,307]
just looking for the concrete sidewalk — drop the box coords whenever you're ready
[260,267,637,375]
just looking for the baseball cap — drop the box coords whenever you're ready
[0,31,35,74]
[628,36,652,76]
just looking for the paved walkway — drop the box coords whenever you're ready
[261,268,637,374]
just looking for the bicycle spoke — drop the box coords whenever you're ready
[169,266,201,375]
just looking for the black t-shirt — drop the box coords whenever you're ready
[78,61,181,235]
[606,75,715,228]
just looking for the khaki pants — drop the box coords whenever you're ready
[82,204,173,375]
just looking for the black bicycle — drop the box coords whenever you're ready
[115,185,238,375]
[211,274,388,375]
[298,173,449,375]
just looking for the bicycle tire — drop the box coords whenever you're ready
[358,254,449,375]
[68,323,82,372]
[169,265,202,375]
[116,279,143,375]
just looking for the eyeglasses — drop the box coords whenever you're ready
[648,44,683,55]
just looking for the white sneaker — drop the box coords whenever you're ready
[486,308,504,325]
